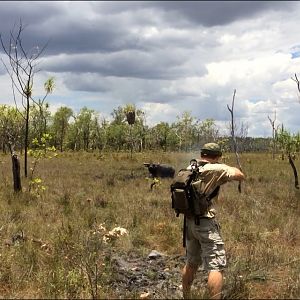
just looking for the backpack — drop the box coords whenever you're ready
[170,161,220,218]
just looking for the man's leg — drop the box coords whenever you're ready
[182,263,198,299]
[207,270,223,299]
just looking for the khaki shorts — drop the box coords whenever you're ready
[185,217,226,272]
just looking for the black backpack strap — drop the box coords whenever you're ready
[195,215,200,225]
[207,186,220,201]
[197,161,220,202]
[183,215,187,248]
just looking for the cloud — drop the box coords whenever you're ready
[63,73,110,93]
[0,2,142,56]
[92,1,293,27]
[144,1,294,27]
[0,1,300,137]
[0,63,6,75]
[141,102,180,126]
[0,1,63,31]
[42,49,207,80]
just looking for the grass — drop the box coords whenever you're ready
[0,150,299,298]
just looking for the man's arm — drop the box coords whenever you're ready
[200,163,245,184]
[230,167,245,181]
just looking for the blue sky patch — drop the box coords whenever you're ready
[291,51,300,59]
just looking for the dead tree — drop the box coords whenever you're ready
[124,104,136,159]
[6,134,22,192]
[227,89,243,193]
[291,73,300,102]
[288,153,299,189]
[268,111,279,160]
[290,73,300,188]
[11,153,22,192]
[0,20,49,177]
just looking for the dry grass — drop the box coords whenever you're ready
[0,151,299,299]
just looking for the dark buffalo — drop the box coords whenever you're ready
[143,163,175,178]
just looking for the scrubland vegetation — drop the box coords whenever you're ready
[0,150,299,299]
[1,19,299,300]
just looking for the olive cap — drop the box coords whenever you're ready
[200,142,222,156]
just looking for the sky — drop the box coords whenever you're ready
[0,1,300,137]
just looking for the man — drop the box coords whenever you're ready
[182,142,245,299]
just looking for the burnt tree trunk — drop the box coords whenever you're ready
[288,153,299,189]
[12,153,22,192]
[227,89,243,193]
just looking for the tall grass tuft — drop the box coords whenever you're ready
[0,151,299,298]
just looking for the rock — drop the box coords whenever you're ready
[140,291,150,299]
[147,250,165,259]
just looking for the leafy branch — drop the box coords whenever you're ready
[276,126,299,189]
[27,133,57,195]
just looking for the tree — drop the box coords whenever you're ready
[123,104,136,158]
[124,108,147,152]
[92,118,109,152]
[51,106,73,152]
[152,122,171,151]
[276,125,299,189]
[106,106,127,151]
[227,89,243,192]
[30,101,51,142]
[133,109,147,152]
[174,111,197,151]
[111,106,126,125]
[197,118,219,147]
[0,104,24,153]
[268,111,279,160]
[291,73,300,102]
[106,123,126,151]
[0,21,53,177]
[30,77,55,140]
[73,107,96,151]
[0,105,23,191]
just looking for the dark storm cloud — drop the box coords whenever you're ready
[0,1,62,29]
[1,1,294,58]
[0,1,298,138]
[63,74,110,93]
[152,1,293,27]
[0,2,63,43]
[0,2,145,56]
[93,1,294,27]
[32,23,140,56]
[43,50,207,80]
[0,2,62,55]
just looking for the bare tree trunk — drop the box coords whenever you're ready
[24,96,30,177]
[1,21,52,177]
[6,134,22,192]
[12,153,22,192]
[268,112,277,160]
[288,153,299,189]
[129,124,133,159]
[291,73,300,101]
[60,120,65,152]
[227,89,243,193]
